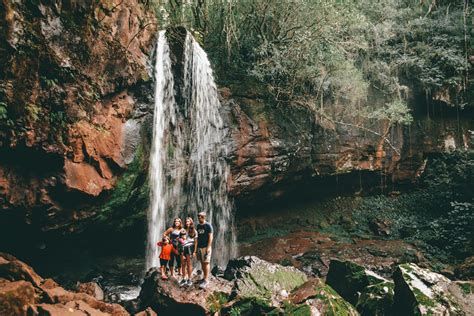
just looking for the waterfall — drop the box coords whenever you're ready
[146,30,236,270]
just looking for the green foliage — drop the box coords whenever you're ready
[25,103,41,122]
[367,99,413,125]
[207,292,229,314]
[154,0,471,136]
[353,149,474,262]
[0,102,8,120]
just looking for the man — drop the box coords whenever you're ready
[194,211,213,289]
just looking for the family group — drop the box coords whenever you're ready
[157,211,213,289]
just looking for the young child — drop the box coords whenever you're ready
[176,229,187,277]
[157,236,173,280]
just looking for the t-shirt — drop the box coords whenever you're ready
[158,242,173,260]
[197,222,213,248]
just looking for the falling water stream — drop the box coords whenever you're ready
[146,30,236,270]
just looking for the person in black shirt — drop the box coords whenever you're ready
[194,212,213,289]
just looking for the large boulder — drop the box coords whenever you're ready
[355,281,394,316]
[138,268,233,315]
[326,259,387,305]
[393,263,466,315]
[225,256,307,304]
[326,259,394,315]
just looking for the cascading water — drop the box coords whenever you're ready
[146,30,236,270]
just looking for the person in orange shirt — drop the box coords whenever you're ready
[157,236,173,280]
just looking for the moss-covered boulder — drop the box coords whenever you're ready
[393,263,465,315]
[356,281,394,316]
[225,256,307,305]
[326,259,386,305]
[447,281,474,315]
[289,278,359,316]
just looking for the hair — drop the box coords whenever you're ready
[162,236,170,242]
[185,217,196,237]
[172,217,182,229]
[180,229,187,236]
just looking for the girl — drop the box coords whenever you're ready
[157,236,173,280]
[179,217,198,287]
[163,218,182,278]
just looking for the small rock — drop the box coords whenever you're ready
[455,256,474,280]
[369,218,391,236]
[211,265,225,278]
[75,281,104,301]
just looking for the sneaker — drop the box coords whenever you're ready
[199,280,209,289]
[179,279,188,287]
[195,278,205,284]
[186,279,193,287]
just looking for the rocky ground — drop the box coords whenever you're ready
[2,251,473,315]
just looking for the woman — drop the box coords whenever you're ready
[163,217,182,278]
[179,217,198,287]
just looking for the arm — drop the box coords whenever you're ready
[163,227,172,237]
[193,230,198,256]
[207,232,213,252]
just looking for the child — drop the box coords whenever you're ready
[176,229,187,283]
[157,236,173,280]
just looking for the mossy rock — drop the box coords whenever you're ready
[326,259,386,305]
[393,263,465,315]
[222,297,279,316]
[356,281,394,316]
[289,278,359,316]
[207,291,230,314]
[227,256,307,302]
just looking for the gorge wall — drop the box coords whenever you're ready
[0,1,472,252]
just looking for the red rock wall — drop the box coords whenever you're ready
[0,0,156,232]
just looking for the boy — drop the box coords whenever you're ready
[157,236,173,280]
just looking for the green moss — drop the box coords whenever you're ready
[312,283,359,316]
[207,291,229,313]
[282,301,312,316]
[412,288,436,308]
[458,282,474,295]
[228,297,276,316]
[237,263,307,300]
[95,142,149,229]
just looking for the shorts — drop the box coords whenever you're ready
[197,247,212,263]
[183,245,195,257]
[159,258,169,267]
[170,251,181,267]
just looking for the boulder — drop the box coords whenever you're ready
[0,253,129,316]
[356,281,394,316]
[76,281,105,301]
[455,256,474,280]
[0,280,36,316]
[326,259,387,305]
[288,278,359,315]
[138,268,232,315]
[134,307,158,316]
[448,281,474,315]
[393,263,465,315]
[0,252,43,287]
[225,256,307,305]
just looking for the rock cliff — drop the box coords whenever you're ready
[0,0,473,246]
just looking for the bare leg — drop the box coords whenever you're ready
[186,254,193,279]
[203,262,210,281]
